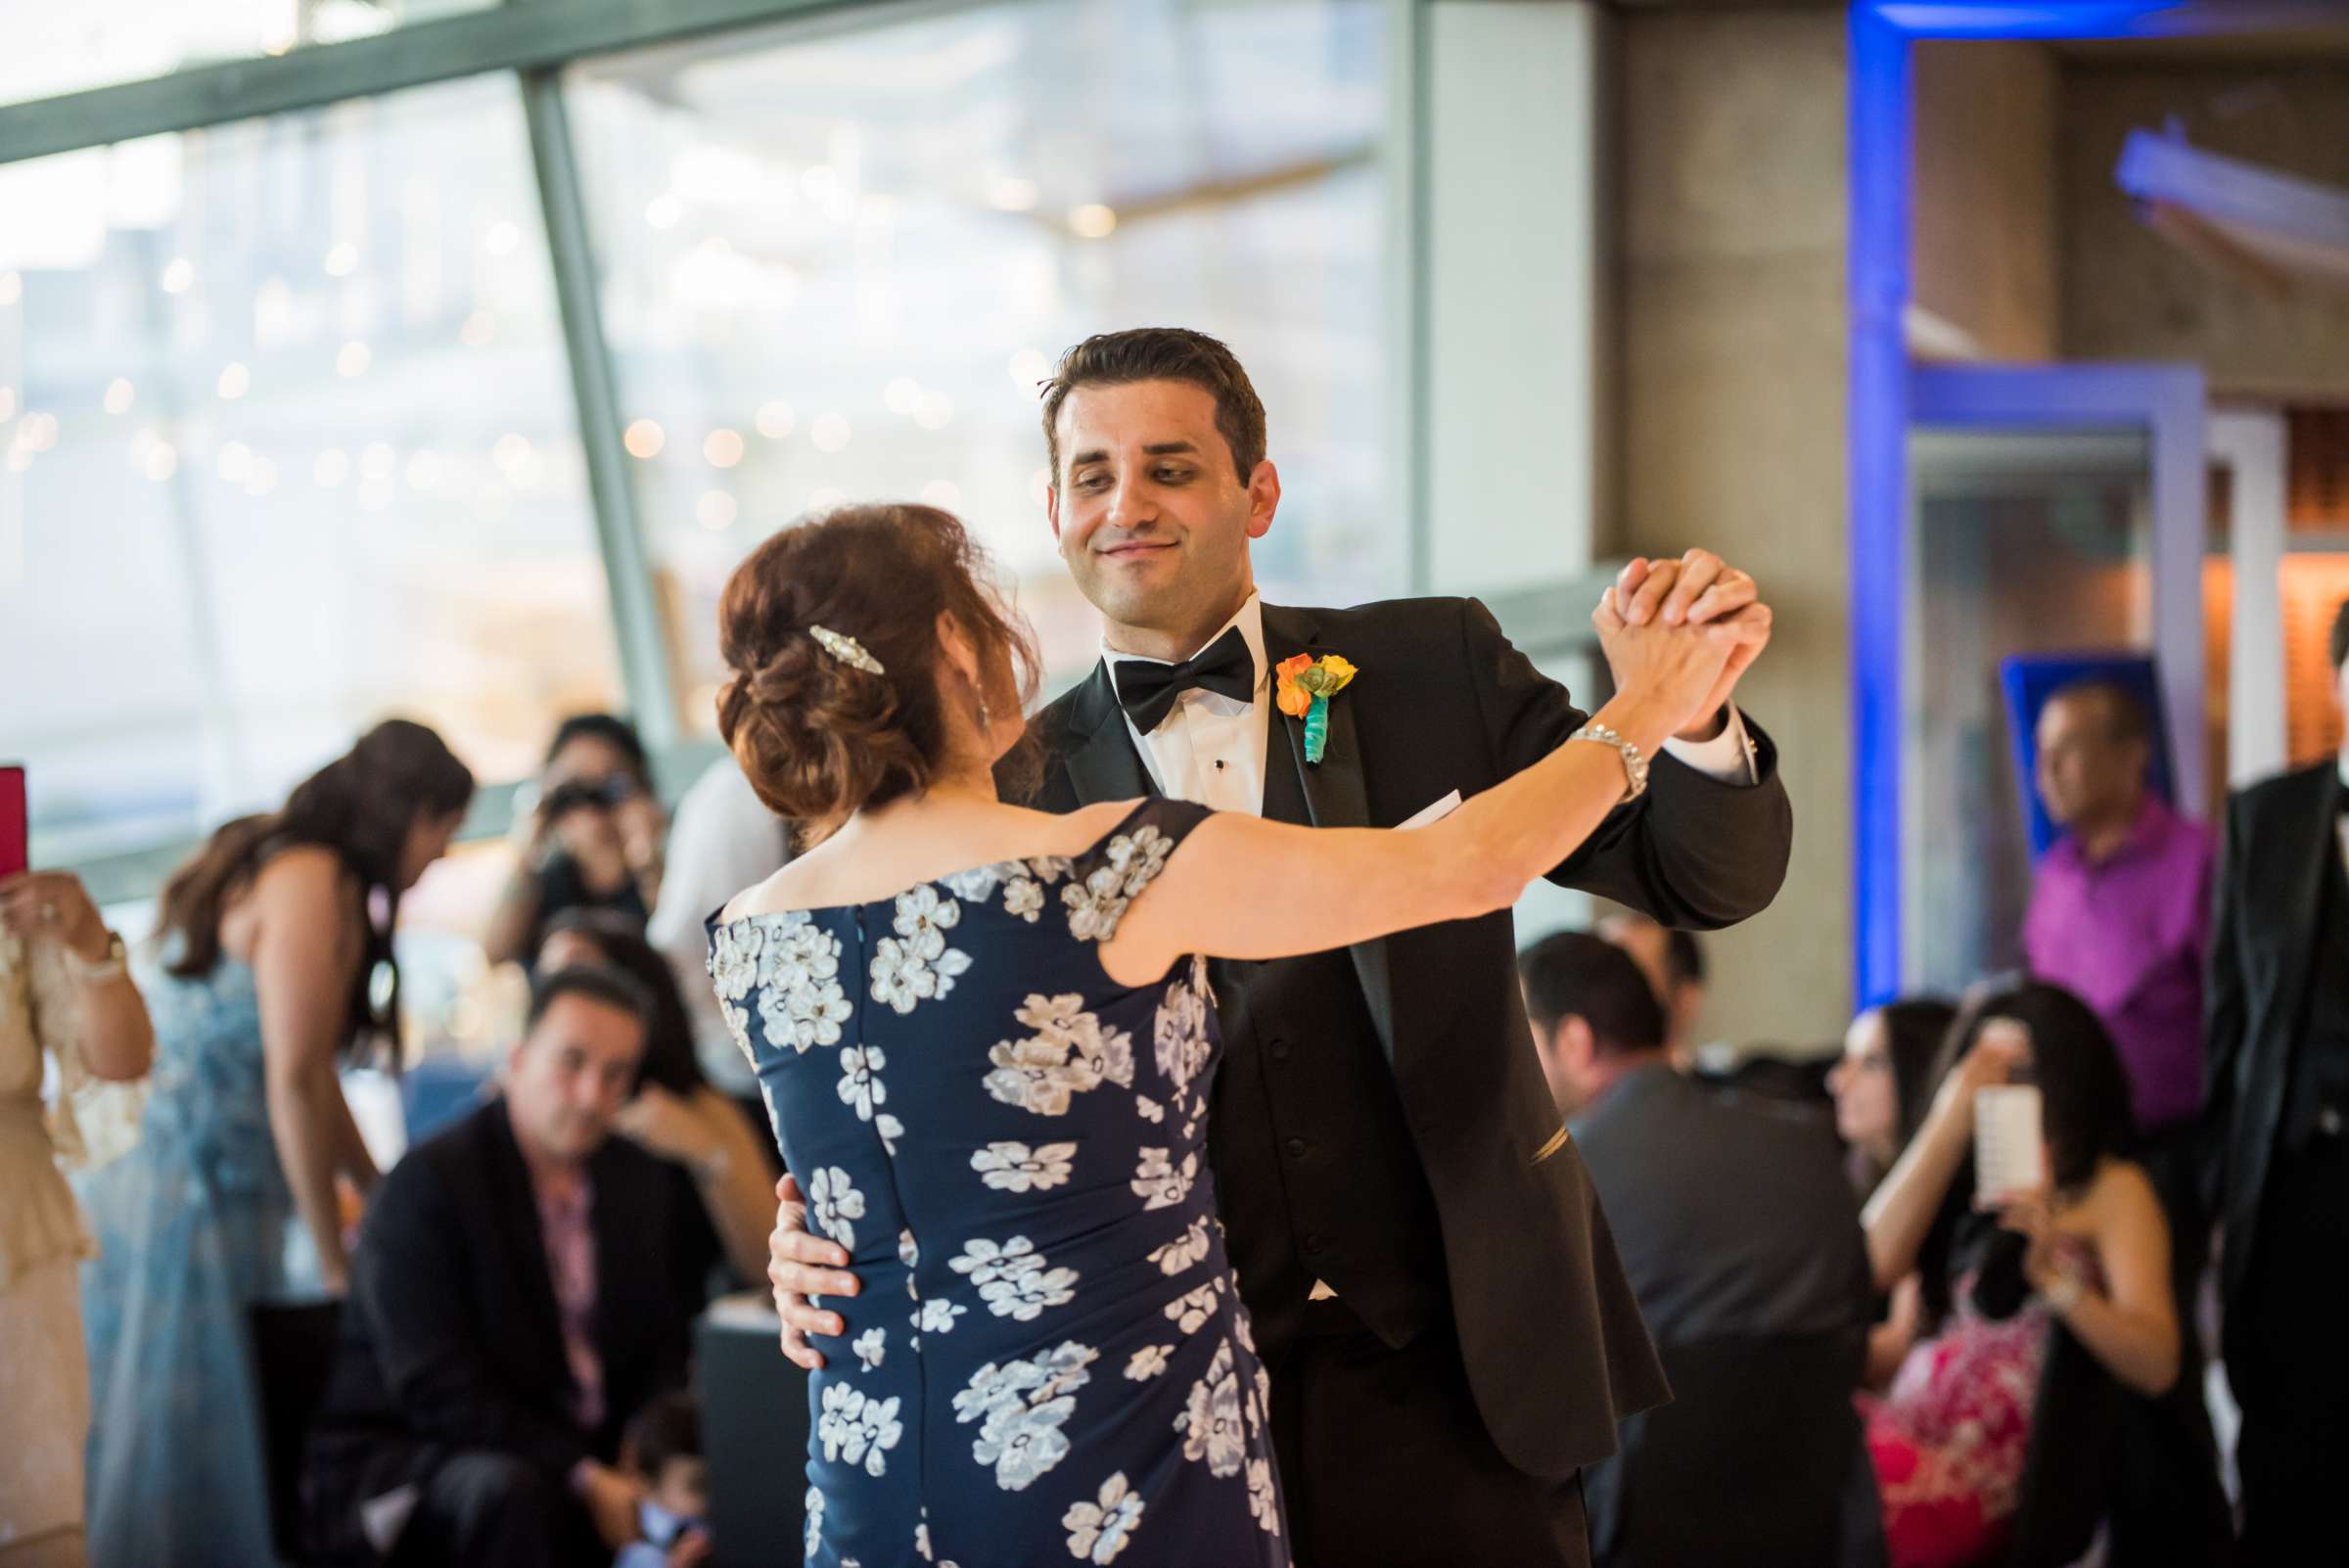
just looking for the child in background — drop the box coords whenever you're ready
[617,1392,711,1568]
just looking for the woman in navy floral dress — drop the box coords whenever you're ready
[705,506,1729,1568]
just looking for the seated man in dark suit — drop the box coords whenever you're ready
[1521,931,1875,1567]
[302,966,723,1568]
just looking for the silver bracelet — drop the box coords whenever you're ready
[1568,724,1649,803]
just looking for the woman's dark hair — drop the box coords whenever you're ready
[1917,980,2140,1324]
[1877,996,1960,1154]
[715,504,1040,831]
[538,908,704,1097]
[545,712,652,784]
[155,719,475,1056]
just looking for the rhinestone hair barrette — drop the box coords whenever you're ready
[808,624,886,675]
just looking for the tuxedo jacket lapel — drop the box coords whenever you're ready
[1060,663,1157,807]
[2271,767,2342,1042]
[1261,604,1400,1064]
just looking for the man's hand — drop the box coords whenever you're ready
[768,1174,859,1370]
[1612,552,1773,739]
[576,1460,647,1550]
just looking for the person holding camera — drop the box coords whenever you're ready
[485,715,668,974]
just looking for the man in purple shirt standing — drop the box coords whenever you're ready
[2023,678,2216,1139]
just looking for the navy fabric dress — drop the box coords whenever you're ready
[707,799,1288,1568]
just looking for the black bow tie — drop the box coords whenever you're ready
[1112,625,1257,734]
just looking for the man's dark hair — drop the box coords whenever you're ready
[2044,677,2150,749]
[545,712,652,781]
[1518,931,1667,1056]
[2331,596,2349,673]
[1038,328,1267,486]
[527,963,653,1037]
[625,1390,702,1477]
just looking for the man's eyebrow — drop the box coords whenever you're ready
[1069,440,1200,467]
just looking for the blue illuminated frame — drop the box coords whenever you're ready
[1846,0,2283,1008]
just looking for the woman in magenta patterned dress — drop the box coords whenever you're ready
[1855,983,2183,1568]
[698,503,1734,1567]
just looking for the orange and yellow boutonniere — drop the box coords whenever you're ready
[1274,653,1358,765]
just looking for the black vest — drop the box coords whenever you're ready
[1202,730,1447,1360]
[2282,845,2349,1152]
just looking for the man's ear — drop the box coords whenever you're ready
[1558,1015,1597,1073]
[1046,480,1064,542]
[1245,459,1280,541]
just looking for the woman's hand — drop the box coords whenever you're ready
[1993,1180,2066,1295]
[615,1084,713,1171]
[1591,576,1739,743]
[1927,1018,2030,1130]
[0,869,111,961]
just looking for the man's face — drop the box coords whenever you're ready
[2035,692,2142,829]
[504,992,645,1163]
[1047,380,1273,639]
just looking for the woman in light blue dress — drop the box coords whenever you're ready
[77,720,473,1568]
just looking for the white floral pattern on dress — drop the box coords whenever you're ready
[817,1381,905,1479]
[949,1235,1079,1321]
[805,1484,824,1557]
[983,993,1135,1117]
[838,1044,887,1122]
[853,1326,887,1371]
[917,1298,968,1335]
[1152,965,1215,1098]
[1061,826,1176,943]
[1124,1344,1173,1381]
[1173,1338,1246,1479]
[1246,1458,1281,1537]
[1129,1147,1199,1212]
[1147,1218,1212,1276]
[1164,1279,1224,1336]
[1135,1093,1165,1124]
[870,886,975,1013]
[1063,1471,1146,1563]
[952,1341,1098,1492]
[808,1166,866,1252]
[971,1140,1077,1193]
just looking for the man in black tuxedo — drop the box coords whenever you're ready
[302,966,722,1567]
[2204,597,2349,1565]
[766,327,1791,1565]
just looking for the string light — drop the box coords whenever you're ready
[104,379,135,415]
[810,414,851,453]
[623,420,665,459]
[704,428,744,469]
[314,449,350,487]
[216,362,251,399]
[161,258,195,294]
[1070,205,1118,239]
[756,401,795,439]
[324,242,359,277]
[336,341,372,377]
[698,490,737,530]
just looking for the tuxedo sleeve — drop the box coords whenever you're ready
[353,1156,590,1480]
[1459,596,1792,928]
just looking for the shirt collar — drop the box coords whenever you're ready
[2056,791,2175,870]
[1098,591,1267,694]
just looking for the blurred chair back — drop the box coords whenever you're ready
[248,1300,344,1565]
[698,1303,811,1568]
[1591,1329,1877,1568]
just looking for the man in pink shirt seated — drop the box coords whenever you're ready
[2022,678,2216,1144]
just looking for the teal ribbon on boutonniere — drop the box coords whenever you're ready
[1274,653,1359,765]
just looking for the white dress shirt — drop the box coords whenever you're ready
[1101,592,1761,822]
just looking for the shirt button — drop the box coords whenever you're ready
[1268,1038,1292,1062]
[1303,1234,1327,1257]
[1284,1136,1309,1159]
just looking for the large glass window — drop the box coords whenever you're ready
[0,0,498,109]
[565,0,1397,724]
[0,72,622,868]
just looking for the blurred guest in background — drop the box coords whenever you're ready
[79,720,474,1568]
[1595,909,1707,1062]
[536,911,776,1288]
[0,868,153,1568]
[2202,598,2349,1564]
[1858,984,2217,1568]
[303,966,720,1568]
[1828,996,1958,1388]
[1523,931,1873,1568]
[485,715,666,974]
[1832,998,1959,1200]
[643,756,790,1111]
[613,1392,709,1568]
[2023,678,2213,1268]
